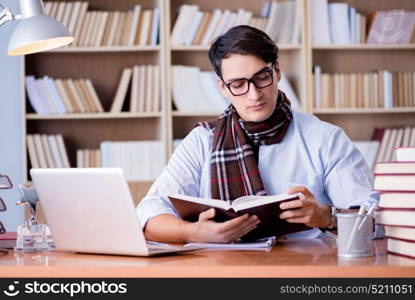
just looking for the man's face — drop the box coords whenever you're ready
[218,54,280,122]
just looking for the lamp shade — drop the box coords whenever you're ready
[7,0,74,55]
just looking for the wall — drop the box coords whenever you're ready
[0,0,25,230]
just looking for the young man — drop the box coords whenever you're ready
[136,26,378,243]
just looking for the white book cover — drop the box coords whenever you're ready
[110,68,132,113]
[291,0,301,44]
[54,79,74,113]
[189,68,213,112]
[48,135,63,168]
[265,1,282,41]
[149,141,164,180]
[384,128,398,162]
[26,135,40,169]
[44,76,66,114]
[76,149,83,168]
[241,11,253,26]
[177,6,199,46]
[261,1,271,18]
[128,5,142,46]
[150,7,160,45]
[138,66,146,112]
[222,12,237,34]
[234,8,246,27]
[43,2,52,15]
[130,65,140,112]
[393,128,405,160]
[72,2,89,46]
[100,141,110,167]
[138,10,152,46]
[49,2,59,19]
[145,65,153,112]
[94,11,109,47]
[77,11,92,46]
[55,2,66,23]
[25,76,47,115]
[41,134,54,168]
[376,128,391,163]
[152,65,160,112]
[349,6,357,44]
[67,79,86,113]
[310,0,331,44]
[401,126,412,147]
[383,71,393,109]
[278,1,295,44]
[201,9,222,45]
[314,65,322,109]
[279,72,301,112]
[61,2,73,28]
[184,11,204,46]
[396,146,415,162]
[33,134,48,168]
[328,3,351,44]
[211,9,231,41]
[84,11,97,47]
[36,78,58,114]
[56,134,70,168]
[74,79,94,112]
[171,5,196,45]
[106,11,120,46]
[84,79,104,113]
[67,1,81,34]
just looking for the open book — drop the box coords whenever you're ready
[168,193,310,241]
[184,237,276,252]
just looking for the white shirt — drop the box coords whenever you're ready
[136,110,379,238]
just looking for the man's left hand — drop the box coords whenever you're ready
[279,186,330,228]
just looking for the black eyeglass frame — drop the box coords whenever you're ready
[222,64,275,97]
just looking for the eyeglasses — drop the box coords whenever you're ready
[0,174,13,235]
[223,65,275,96]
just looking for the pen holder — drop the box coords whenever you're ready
[14,221,48,253]
[336,212,374,258]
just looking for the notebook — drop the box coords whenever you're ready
[30,168,203,256]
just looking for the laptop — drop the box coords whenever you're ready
[30,168,203,256]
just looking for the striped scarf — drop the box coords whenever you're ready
[198,90,292,201]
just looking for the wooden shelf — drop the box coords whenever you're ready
[312,44,415,50]
[46,46,161,53]
[171,44,302,51]
[172,111,222,117]
[313,107,415,114]
[26,112,162,120]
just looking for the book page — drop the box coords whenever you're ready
[168,194,231,210]
[232,193,302,212]
[184,237,276,251]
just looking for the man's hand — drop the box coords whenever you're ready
[279,186,330,228]
[186,208,260,243]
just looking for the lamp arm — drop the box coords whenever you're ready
[0,5,22,27]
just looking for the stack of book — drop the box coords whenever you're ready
[44,2,159,47]
[26,75,103,115]
[374,147,415,259]
[171,1,300,46]
[26,134,70,169]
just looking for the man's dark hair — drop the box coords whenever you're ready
[208,25,279,79]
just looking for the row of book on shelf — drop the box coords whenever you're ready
[354,126,415,171]
[313,67,415,109]
[311,0,415,45]
[27,135,164,182]
[44,2,159,47]
[172,66,301,113]
[373,146,415,259]
[26,76,103,114]
[171,0,300,46]
[26,65,160,115]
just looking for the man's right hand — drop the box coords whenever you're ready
[184,208,260,243]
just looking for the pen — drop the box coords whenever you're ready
[357,203,377,231]
[345,206,366,253]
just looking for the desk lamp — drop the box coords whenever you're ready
[0,0,73,55]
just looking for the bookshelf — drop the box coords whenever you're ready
[307,0,415,140]
[20,0,415,202]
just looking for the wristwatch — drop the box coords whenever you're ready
[320,206,338,232]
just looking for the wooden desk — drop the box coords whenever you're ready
[0,239,414,277]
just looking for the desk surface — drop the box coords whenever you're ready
[1,239,414,277]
